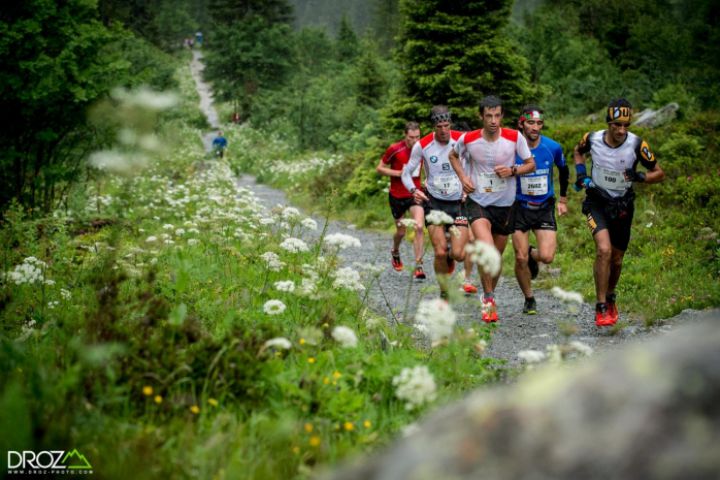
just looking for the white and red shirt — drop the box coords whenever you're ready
[402,130,464,201]
[381,140,420,199]
[455,128,532,207]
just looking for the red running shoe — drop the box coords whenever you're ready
[414,265,426,280]
[391,250,403,271]
[595,303,615,327]
[607,293,618,323]
[462,282,478,294]
[481,297,498,323]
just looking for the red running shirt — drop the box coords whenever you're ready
[382,140,421,199]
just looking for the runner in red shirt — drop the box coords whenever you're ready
[376,122,426,278]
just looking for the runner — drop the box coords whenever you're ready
[574,98,665,326]
[512,105,569,315]
[401,105,469,299]
[376,122,426,279]
[212,131,227,158]
[449,95,535,322]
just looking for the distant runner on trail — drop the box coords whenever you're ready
[376,121,426,279]
[401,105,468,300]
[574,98,665,327]
[212,131,227,158]
[512,105,569,315]
[449,95,535,323]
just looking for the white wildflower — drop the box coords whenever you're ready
[324,233,361,250]
[145,236,158,243]
[187,238,200,246]
[162,224,174,230]
[518,349,546,364]
[297,278,317,297]
[426,210,453,225]
[393,365,437,410]
[280,237,309,253]
[301,217,318,231]
[331,326,358,348]
[174,228,185,236]
[551,286,584,304]
[274,280,295,293]
[60,288,72,300]
[333,267,365,292]
[262,337,292,351]
[414,298,457,344]
[263,299,286,315]
[281,207,301,220]
[399,218,417,228]
[569,341,594,357]
[465,241,502,277]
[259,217,275,226]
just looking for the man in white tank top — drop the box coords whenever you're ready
[449,96,535,323]
[574,98,665,327]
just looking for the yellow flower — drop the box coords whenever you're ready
[323,377,330,385]
[322,323,329,329]
[309,436,321,447]
[343,422,354,432]
[363,420,372,429]
[154,395,163,404]
[142,386,153,396]
[208,398,218,407]
[190,405,200,415]
[332,371,342,380]
[304,423,313,433]
[299,338,306,345]
[307,357,316,364]
[292,446,300,455]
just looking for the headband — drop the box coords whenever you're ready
[430,111,452,125]
[519,110,544,123]
[606,106,632,123]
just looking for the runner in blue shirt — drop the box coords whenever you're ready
[512,105,569,314]
[212,131,227,158]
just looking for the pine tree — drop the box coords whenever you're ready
[392,0,537,128]
[336,15,359,61]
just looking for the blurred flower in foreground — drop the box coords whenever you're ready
[393,365,437,410]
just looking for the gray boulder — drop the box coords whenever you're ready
[633,103,680,128]
[322,317,720,480]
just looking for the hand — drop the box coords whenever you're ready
[460,176,476,194]
[624,168,646,183]
[494,165,513,178]
[557,200,568,216]
[413,189,428,204]
[574,174,592,190]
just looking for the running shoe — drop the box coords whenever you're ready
[595,302,615,327]
[523,297,537,315]
[446,253,455,275]
[413,265,426,280]
[607,292,618,323]
[528,246,539,280]
[462,281,478,294]
[481,297,498,323]
[391,250,403,271]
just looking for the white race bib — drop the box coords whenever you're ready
[520,175,548,196]
[433,173,460,196]
[595,167,631,190]
[477,172,508,193]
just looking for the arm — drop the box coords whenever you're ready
[573,133,593,190]
[625,139,665,184]
[376,158,401,177]
[557,164,570,215]
[496,133,535,178]
[449,148,475,193]
[402,145,428,203]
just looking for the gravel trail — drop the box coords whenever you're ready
[190,52,717,368]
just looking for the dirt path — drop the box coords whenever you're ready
[189,54,718,367]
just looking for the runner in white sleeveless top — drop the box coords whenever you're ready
[449,96,535,323]
[401,105,469,300]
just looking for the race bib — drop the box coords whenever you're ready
[433,173,460,196]
[595,167,631,190]
[477,172,508,193]
[520,175,548,196]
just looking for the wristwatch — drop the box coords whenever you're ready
[409,187,417,194]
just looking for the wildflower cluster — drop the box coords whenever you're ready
[392,365,437,410]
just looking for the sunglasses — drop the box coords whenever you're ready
[610,122,631,128]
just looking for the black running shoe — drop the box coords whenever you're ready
[523,297,537,315]
[528,246,539,280]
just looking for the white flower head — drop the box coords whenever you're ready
[414,298,457,344]
[569,341,594,357]
[262,337,292,351]
[399,218,417,228]
[518,349,546,364]
[426,210,454,225]
[263,299,286,315]
[145,236,158,243]
[274,280,295,292]
[465,241,502,277]
[281,207,301,220]
[324,233,361,250]
[301,217,318,231]
[280,237,309,253]
[333,267,365,292]
[551,286,583,304]
[331,326,358,348]
[392,365,437,410]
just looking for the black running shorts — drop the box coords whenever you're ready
[388,193,417,220]
[514,200,557,232]
[465,197,515,236]
[582,191,634,251]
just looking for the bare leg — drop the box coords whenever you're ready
[490,232,508,291]
[392,223,406,253]
[513,229,532,298]
[410,205,425,264]
[608,246,626,294]
[429,225,449,277]
[593,229,612,304]
[470,218,494,295]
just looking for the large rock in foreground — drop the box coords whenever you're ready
[323,316,720,480]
